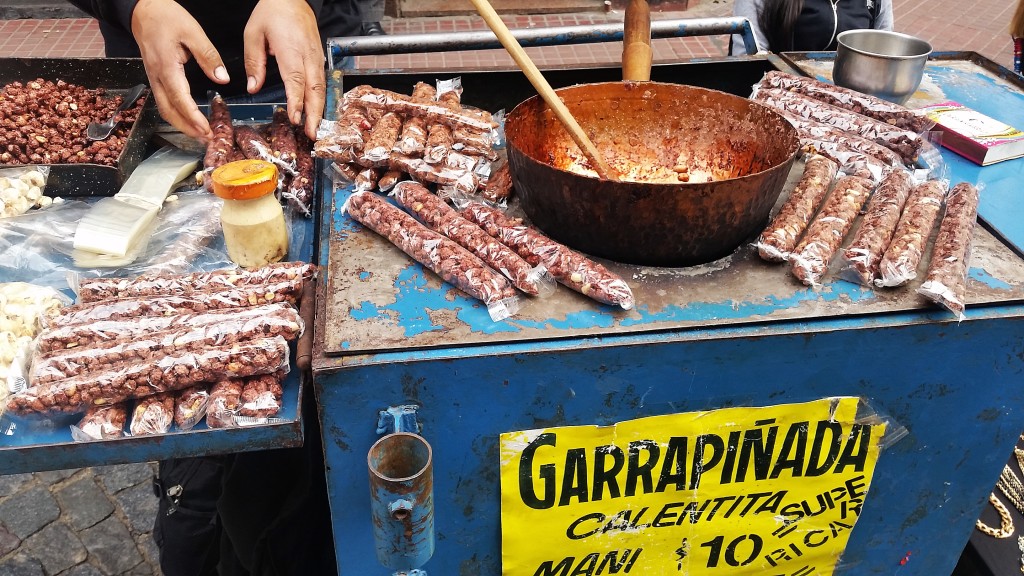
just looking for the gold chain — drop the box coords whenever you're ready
[1000,464,1024,515]
[976,493,1015,538]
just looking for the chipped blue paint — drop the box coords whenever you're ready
[510,309,617,331]
[358,271,372,281]
[620,283,875,326]
[970,267,1013,289]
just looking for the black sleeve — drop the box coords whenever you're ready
[65,0,139,33]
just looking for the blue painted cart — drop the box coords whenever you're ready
[312,49,1024,575]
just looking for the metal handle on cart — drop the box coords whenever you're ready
[327,16,759,68]
[368,432,435,571]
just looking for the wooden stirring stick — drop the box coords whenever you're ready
[466,0,617,181]
[622,0,652,81]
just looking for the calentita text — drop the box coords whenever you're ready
[518,418,873,509]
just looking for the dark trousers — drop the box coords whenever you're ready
[153,383,337,576]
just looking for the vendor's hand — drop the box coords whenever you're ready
[245,0,326,140]
[130,0,229,141]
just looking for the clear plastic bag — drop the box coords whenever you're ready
[32,308,304,385]
[238,374,284,418]
[752,87,922,164]
[70,404,127,441]
[0,166,53,219]
[755,154,839,263]
[207,378,243,429]
[73,261,315,303]
[392,181,554,297]
[344,190,520,321]
[758,71,935,134]
[0,189,231,290]
[129,392,174,436]
[838,170,914,286]
[6,336,291,417]
[174,385,210,431]
[44,280,300,329]
[917,182,980,320]
[460,203,634,310]
[36,302,300,355]
[875,180,948,288]
[790,176,874,288]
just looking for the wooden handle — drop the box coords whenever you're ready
[623,0,652,81]
[295,280,314,373]
[467,0,617,181]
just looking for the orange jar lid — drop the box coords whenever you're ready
[211,159,278,200]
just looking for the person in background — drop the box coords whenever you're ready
[62,2,360,574]
[64,0,366,141]
[358,0,387,35]
[730,0,894,55]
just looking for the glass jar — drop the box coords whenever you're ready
[211,159,289,268]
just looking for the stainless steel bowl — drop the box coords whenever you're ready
[833,29,932,105]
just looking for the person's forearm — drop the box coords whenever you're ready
[66,0,140,32]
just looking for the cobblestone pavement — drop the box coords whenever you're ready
[0,464,162,576]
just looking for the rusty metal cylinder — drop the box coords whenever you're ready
[368,432,435,570]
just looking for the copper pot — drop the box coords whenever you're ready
[505,81,800,266]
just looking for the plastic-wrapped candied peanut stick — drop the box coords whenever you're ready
[752,87,921,164]
[238,374,284,418]
[268,106,298,165]
[73,404,128,441]
[759,71,934,134]
[129,392,175,436]
[345,191,519,319]
[777,108,904,168]
[76,262,315,302]
[203,94,234,175]
[360,112,402,167]
[377,170,406,193]
[917,182,980,320]
[6,336,291,417]
[875,180,948,288]
[344,85,496,132]
[790,175,874,287]
[46,281,300,329]
[411,81,436,101]
[424,123,453,165]
[393,181,549,296]
[36,303,300,355]
[481,161,514,203]
[284,128,316,217]
[174,386,210,431]
[207,378,244,429]
[355,166,382,192]
[394,116,428,155]
[461,203,635,310]
[756,154,838,262]
[31,311,303,385]
[840,170,914,286]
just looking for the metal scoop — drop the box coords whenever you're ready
[86,84,147,141]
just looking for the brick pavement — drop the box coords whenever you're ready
[0,1,1017,575]
[0,464,161,575]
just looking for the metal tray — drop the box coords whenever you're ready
[0,58,159,197]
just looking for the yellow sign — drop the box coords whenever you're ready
[500,398,885,576]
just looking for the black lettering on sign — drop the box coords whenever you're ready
[520,433,558,509]
[625,441,660,497]
[805,420,843,476]
[719,431,742,484]
[689,434,725,489]
[559,448,589,507]
[735,423,779,482]
[566,513,604,540]
[592,445,625,502]
[656,436,688,493]
[770,422,809,479]
[532,550,642,576]
[835,425,871,473]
